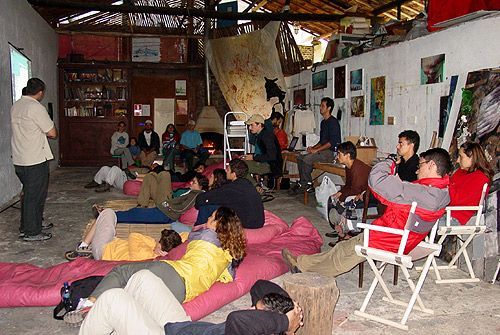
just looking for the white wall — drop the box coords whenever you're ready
[0,0,58,208]
[286,14,500,155]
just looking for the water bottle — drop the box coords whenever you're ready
[62,282,70,304]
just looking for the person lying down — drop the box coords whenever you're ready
[64,206,184,261]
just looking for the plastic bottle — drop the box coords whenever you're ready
[62,282,70,303]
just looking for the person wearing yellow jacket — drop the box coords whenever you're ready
[64,206,247,326]
[64,208,184,261]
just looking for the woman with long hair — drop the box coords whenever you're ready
[209,168,228,190]
[72,206,246,330]
[446,141,493,225]
[161,123,180,171]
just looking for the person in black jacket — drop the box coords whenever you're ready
[243,114,283,180]
[164,279,303,335]
[137,119,161,167]
[195,159,265,229]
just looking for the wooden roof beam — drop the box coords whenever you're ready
[372,0,413,16]
[29,0,349,22]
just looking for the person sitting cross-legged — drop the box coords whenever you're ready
[243,114,282,188]
[282,148,452,277]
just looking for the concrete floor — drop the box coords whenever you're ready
[0,167,499,334]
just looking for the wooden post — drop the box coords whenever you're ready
[283,272,339,335]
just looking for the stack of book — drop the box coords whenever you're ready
[340,17,371,35]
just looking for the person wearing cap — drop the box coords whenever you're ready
[292,97,341,194]
[138,120,161,167]
[180,120,209,171]
[243,114,283,184]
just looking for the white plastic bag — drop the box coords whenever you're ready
[315,176,338,220]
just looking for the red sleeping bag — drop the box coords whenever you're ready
[0,212,322,320]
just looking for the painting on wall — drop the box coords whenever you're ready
[176,99,188,115]
[312,70,327,90]
[449,68,500,174]
[350,68,363,91]
[175,80,187,96]
[351,96,365,117]
[334,65,346,98]
[293,88,306,106]
[132,37,161,62]
[421,53,445,84]
[369,76,385,125]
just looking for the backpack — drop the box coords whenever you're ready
[53,276,104,320]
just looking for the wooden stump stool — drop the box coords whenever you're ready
[283,272,339,335]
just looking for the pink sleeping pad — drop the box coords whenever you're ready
[0,213,322,321]
[123,161,225,196]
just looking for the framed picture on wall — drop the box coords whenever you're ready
[421,54,445,84]
[293,88,306,105]
[312,70,327,90]
[175,80,187,96]
[176,99,188,115]
[334,65,346,98]
[369,76,385,125]
[350,68,363,91]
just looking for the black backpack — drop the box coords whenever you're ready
[53,276,104,320]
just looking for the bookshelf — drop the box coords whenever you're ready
[58,62,132,166]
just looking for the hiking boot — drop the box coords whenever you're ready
[84,180,100,189]
[95,183,110,193]
[63,304,92,327]
[23,232,52,242]
[65,250,93,261]
[124,168,136,180]
[281,249,301,274]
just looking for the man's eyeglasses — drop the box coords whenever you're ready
[418,160,430,167]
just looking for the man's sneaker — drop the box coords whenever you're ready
[65,250,93,261]
[305,183,315,193]
[84,180,100,189]
[288,181,302,195]
[124,168,136,180]
[42,222,54,230]
[23,232,52,242]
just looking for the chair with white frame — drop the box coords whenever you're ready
[427,183,489,284]
[353,202,441,331]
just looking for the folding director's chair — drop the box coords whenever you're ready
[430,183,488,284]
[354,202,441,331]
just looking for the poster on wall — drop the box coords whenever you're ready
[132,38,161,62]
[449,68,499,174]
[369,76,385,125]
[334,65,346,98]
[439,75,459,143]
[421,53,445,84]
[351,96,365,117]
[312,70,327,90]
[293,88,306,106]
[350,68,363,91]
[176,99,188,115]
[175,80,187,96]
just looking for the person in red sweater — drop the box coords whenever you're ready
[271,112,288,151]
[282,148,451,277]
[445,142,493,225]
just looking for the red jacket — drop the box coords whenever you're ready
[449,169,490,224]
[368,160,450,254]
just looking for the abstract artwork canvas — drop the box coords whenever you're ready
[334,65,346,98]
[351,96,365,117]
[370,76,385,125]
[293,88,306,106]
[312,70,327,90]
[350,68,363,91]
[421,54,445,84]
[449,68,499,174]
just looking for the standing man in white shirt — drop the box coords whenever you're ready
[11,78,57,241]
